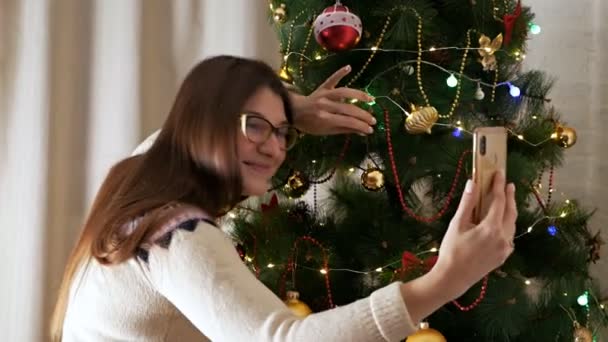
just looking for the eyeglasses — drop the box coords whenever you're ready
[239,113,299,151]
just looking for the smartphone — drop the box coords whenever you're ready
[472,127,507,223]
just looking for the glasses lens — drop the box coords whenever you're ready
[284,127,299,150]
[241,114,298,150]
[244,116,272,144]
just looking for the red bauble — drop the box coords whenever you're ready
[313,2,362,52]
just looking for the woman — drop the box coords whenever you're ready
[52,55,517,341]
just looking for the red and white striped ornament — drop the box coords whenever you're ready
[313,1,362,52]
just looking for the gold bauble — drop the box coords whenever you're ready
[283,170,310,199]
[278,64,293,83]
[552,124,577,148]
[405,106,439,134]
[361,164,385,191]
[406,322,447,342]
[573,322,593,342]
[273,3,287,24]
[284,291,312,318]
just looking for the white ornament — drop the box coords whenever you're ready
[474,86,485,100]
[405,65,415,75]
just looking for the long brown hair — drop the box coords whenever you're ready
[50,56,294,340]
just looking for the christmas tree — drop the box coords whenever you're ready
[231,0,608,340]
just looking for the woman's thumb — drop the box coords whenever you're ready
[453,180,479,225]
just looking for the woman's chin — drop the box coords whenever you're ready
[242,181,271,197]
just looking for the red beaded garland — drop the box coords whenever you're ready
[280,236,335,309]
[382,106,469,223]
[452,275,489,311]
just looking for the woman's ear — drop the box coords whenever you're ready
[131,129,161,156]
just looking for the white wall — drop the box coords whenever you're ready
[525,0,608,294]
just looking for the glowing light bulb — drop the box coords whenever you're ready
[447,74,458,87]
[529,23,542,35]
[509,84,521,97]
[267,263,275,268]
[430,247,438,253]
[375,267,383,272]
[320,268,328,274]
[547,225,558,236]
[577,293,589,306]
[525,279,531,285]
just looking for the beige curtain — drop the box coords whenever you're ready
[0,0,279,340]
[0,0,606,340]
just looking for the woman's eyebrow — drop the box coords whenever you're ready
[243,110,289,126]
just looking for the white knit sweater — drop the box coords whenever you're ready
[62,208,418,341]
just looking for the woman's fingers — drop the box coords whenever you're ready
[318,65,352,89]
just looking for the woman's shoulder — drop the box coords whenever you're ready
[135,203,220,263]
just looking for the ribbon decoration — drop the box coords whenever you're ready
[401,251,438,272]
[261,193,279,213]
[503,0,522,46]
[478,33,503,71]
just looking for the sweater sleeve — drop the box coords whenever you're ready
[147,221,418,342]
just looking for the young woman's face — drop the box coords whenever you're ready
[237,87,294,196]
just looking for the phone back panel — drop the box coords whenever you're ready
[473,127,507,223]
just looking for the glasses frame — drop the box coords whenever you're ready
[239,113,299,151]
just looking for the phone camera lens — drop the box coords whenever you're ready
[480,136,486,155]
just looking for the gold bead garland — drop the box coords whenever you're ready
[282,11,305,54]
[491,0,510,22]
[412,9,431,108]
[444,29,473,118]
[298,24,315,83]
[345,17,391,87]
[491,68,499,102]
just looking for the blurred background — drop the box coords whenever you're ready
[1,0,606,340]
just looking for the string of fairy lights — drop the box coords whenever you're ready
[236,21,581,297]
[263,0,604,326]
[282,47,527,105]
[235,196,574,274]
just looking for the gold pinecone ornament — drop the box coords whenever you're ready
[405,105,439,134]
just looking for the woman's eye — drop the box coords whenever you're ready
[247,120,268,132]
